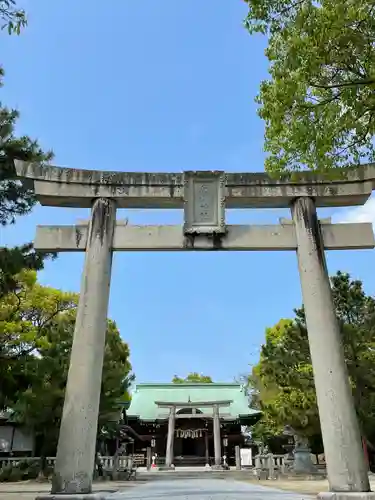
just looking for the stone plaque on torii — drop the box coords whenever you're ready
[13,160,375,499]
[183,170,226,235]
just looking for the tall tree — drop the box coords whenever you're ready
[0,271,134,455]
[252,271,375,451]
[252,319,321,445]
[172,372,213,383]
[244,0,375,174]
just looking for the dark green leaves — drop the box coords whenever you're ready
[1,272,134,455]
[252,271,375,448]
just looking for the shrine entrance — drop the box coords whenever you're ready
[15,160,375,495]
[156,400,225,468]
[175,425,207,463]
[181,438,195,456]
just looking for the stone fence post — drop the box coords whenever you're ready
[235,445,241,470]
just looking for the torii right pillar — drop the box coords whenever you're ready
[292,197,372,500]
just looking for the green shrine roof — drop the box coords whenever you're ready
[126,383,261,422]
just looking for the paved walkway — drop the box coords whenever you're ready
[0,481,135,500]
[107,478,315,500]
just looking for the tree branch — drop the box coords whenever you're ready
[311,79,375,89]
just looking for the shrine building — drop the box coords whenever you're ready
[124,383,261,467]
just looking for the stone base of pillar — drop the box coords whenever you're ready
[158,465,175,471]
[318,493,375,500]
[211,465,224,470]
[36,493,110,500]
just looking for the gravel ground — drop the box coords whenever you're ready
[107,478,315,500]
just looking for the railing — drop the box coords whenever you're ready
[0,457,56,469]
[253,453,286,478]
[0,455,145,470]
[100,456,131,470]
[253,453,285,468]
[0,453,324,478]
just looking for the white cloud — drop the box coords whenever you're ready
[334,196,375,226]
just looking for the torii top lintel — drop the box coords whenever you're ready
[14,160,375,210]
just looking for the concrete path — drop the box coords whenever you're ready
[0,481,136,500]
[108,478,315,500]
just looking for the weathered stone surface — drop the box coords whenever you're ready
[51,199,117,495]
[292,197,370,493]
[235,445,241,470]
[293,448,318,474]
[318,493,375,500]
[183,170,226,234]
[213,405,222,467]
[279,217,332,225]
[14,160,375,208]
[165,408,175,468]
[34,223,375,252]
[14,158,375,498]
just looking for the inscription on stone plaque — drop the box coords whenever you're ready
[193,181,217,225]
[183,171,226,235]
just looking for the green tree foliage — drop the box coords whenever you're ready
[0,3,54,297]
[244,0,375,174]
[172,372,213,383]
[251,319,321,448]
[0,270,76,409]
[0,0,26,34]
[252,271,375,450]
[0,271,134,455]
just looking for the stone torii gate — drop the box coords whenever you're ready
[14,161,375,500]
[155,399,233,469]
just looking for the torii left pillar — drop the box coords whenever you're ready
[50,198,116,496]
[212,405,222,469]
[165,407,176,469]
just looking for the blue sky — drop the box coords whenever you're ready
[2,0,375,385]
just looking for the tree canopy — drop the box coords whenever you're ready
[250,271,375,453]
[244,0,375,174]
[0,271,134,455]
[172,373,213,384]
